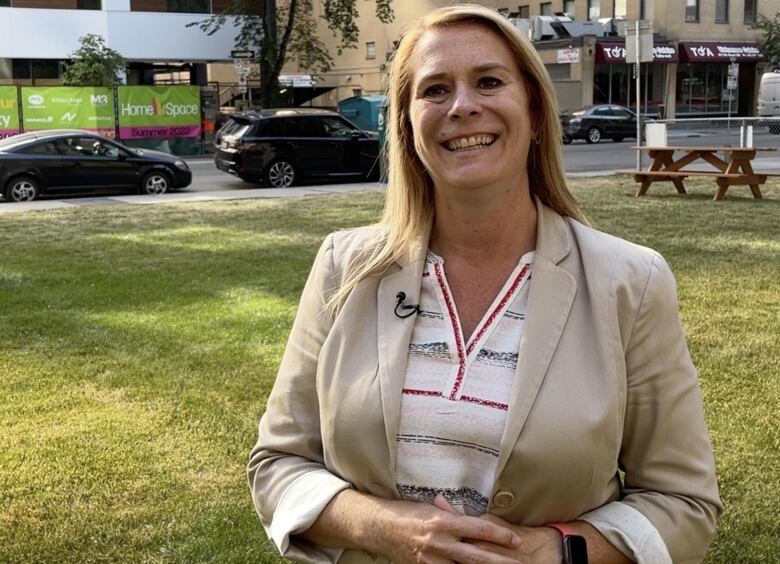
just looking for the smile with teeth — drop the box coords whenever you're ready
[445,134,496,151]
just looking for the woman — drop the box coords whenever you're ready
[248,5,722,563]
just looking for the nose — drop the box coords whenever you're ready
[447,84,481,120]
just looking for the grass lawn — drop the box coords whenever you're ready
[0,177,777,562]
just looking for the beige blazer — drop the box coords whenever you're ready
[248,199,722,564]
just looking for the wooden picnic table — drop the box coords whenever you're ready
[617,146,777,201]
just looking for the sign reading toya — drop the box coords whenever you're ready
[117,86,201,139]
[21,86,114,135]
[0,86,20,139]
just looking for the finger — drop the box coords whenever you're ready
[443,541,521,564]
[433,494,461,514]
[447,516,521,549]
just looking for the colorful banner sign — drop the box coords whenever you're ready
[117,86,201,139]
[0,86,20,139]
[21,86,115,136]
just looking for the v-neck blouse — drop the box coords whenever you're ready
[394,250,534,515]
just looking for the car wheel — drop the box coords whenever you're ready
[562,135,572,145]
[265,160,296,188]
[612,136,624,142]
[140,171,170,195]
[586,127,602,144]
[5,176,40,202]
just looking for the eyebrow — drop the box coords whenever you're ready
[416,63,512,84]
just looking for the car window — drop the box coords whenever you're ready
[260,119,283,137]
[613,108,634,119]
[61,136,120,158]
[286,117,326,138]
[20,141,61,155]
[92,140,122,157]
[321,116,357,138]
[593,107,614,116]
[220,118,249,136]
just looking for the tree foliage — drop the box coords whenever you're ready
[751,13,780,69]
[61,34,127,87]
[194,0,393,107]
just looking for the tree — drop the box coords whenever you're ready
[61,34,127,87]
[194,0,393,107]
[751,13,780,69]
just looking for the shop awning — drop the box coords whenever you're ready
[678,42,762,62]
[595,43,678,64]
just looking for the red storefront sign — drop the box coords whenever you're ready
[678,42,762,62]
[595,43,678,64]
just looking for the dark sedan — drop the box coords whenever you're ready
[561,105,641,144]
[0,130,192,202]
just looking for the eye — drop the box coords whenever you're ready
[422,84,448,98]
[478,76,503,89]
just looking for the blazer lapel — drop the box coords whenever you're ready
[495,201,577,476]
[376,242,427,480]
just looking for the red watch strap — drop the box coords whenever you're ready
[546,523,580,538]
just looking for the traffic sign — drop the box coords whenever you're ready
[231,49,255,59]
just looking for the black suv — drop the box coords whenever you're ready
[214,108,380,187]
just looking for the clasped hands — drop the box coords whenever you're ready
[384,494,562,564]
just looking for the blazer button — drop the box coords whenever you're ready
[492,490,515,508]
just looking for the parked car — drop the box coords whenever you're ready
[214,108,380,188]
[0,130,192,202]
[560,104,640,144]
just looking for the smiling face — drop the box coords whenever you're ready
[407,22,534,196]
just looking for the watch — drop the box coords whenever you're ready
[546,523,589,564]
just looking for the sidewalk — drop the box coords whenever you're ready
[0,181,385,214]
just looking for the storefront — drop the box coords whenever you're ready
[594,42,677,117]
[676,42,762,117]
[535,38,763,119]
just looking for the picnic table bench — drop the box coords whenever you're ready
[616,146,778,201]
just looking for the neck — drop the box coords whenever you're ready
[430,175,537,264]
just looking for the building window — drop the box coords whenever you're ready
[540,2,552,16]
[587,0,600,21]
[613,0,626,17]
[518,5,530,18]
[32,59,60,79]
[167,0,210,14]
[366,42,376,60]
[0,59,12,80]
[716,0,729,22]
[352,88,363,97]
[77,0,101,9]
[640,0,646,19]
[685,0,699,22]
[563,0,575,17]
[0,0,10,6]
[744,0,758,24]
[676,62,736,114]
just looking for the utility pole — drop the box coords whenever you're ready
[635,20,641,170]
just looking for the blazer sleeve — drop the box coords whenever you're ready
[247,233,350,563]
[617,253,723,563]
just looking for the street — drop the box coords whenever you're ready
[1,128,779,213]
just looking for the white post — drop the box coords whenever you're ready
[740,125,745,147]
[635,21,641,170]
[747,125,754,147]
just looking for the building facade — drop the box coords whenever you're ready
[296,0,778,118]
[0,0,239,86]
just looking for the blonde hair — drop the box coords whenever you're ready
[329,4,586,312]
